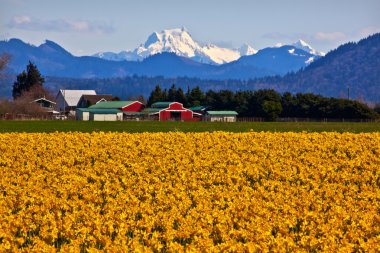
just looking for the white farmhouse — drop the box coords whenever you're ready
[56,90,96,115]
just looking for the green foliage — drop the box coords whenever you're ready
[147,84,166,106]
[249,89,283,121]
[374,104,380,115]
[0,121,379,133]
[12,61,45,99]
[145,84,378,120]
[187,86,205,107]
[262,101,283,121]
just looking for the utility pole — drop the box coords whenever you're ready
[347,86,350,100]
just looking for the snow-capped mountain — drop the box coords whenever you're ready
[93,27,257,65]
[292,39,325,56]
[238,43,258,56]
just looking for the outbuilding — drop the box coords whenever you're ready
[76,108,123,121]
[205,111,238,122]
[149,102,201,121]
[76,101,145,121]
[89,101,145,113]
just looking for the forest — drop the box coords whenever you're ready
[147,84,380,121]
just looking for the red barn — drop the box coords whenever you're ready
[150,102,200,121]
[87,101,145,120]
[89,101,145,112]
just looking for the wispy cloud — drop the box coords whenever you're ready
[314,32,347,42]
[8,15,114,34]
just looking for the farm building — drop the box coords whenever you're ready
[30,97,60,116]
[89,101,145,113]
[148,102,201,121]
[76,108,123,121]
[77,94,114,108]
[76,101,145,121]
[205,111,238,122]
[56,90,96,115]
[32,98,57,111]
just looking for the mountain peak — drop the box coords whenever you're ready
[39,40,72,56]
[95,28,258,64]
[238,43,257,56]
[292,39,325,56]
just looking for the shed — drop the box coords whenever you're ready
[149,102,201,121]
[76,108,123,121]
[205,111,238,122]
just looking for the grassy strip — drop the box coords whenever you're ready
[0,120,379,133]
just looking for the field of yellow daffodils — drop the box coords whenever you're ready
[0,132,379,252]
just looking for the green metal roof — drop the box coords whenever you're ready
[189,106,207,111]
[77,108,121,114]
[206,111,238,116]
[151,102,174,108]
[89,101,136,109]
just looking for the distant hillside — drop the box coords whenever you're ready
[251,33,380,102]
[0,38,317,80]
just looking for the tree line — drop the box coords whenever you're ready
[147,84,380,121]
[1,59,379,121]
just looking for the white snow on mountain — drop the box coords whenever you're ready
[93,29,326,64]
[238,43,257,56]
[142,28,200,58]
[202,44,240,64]
[292,39,325,56]
[93,27,257,65]
[305,57,315,64]
[273,43,283,48]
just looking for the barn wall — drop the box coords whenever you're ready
[160,111,171,121]
[181,110,193,121]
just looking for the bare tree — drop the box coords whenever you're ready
[0,53,10,79]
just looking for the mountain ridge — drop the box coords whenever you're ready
[250,33,380,102]
[0,37,317,79]
[92,28,323,65]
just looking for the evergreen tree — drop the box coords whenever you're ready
[12,61,45,99]
[162,89,168,101]
[147,84,164,106]
[188,86,205,107]
[168,84,177,101]
[249,89,282,121]
[175,87,187,106]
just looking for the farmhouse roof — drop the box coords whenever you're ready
[58,90,96,107]
[89,101,138,109]
[76,108,121,114]
[79,94,113,105]
[151,102,175,108]
[206,111,238,116]
[32,97,56,105]
[189,105,208,111]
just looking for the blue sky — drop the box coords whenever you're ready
[1,0,380,55]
